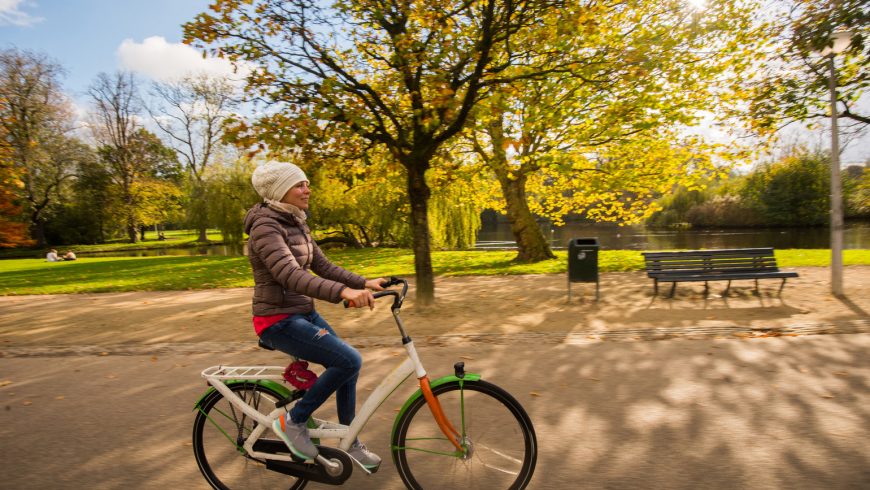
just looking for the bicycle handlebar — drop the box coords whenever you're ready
[343,276,408,310]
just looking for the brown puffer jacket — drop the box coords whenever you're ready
[243,203,366,316]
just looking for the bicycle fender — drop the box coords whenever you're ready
[192,379,292,410]
[390,373,481,436]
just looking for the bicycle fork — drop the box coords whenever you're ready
[403,338,465,454]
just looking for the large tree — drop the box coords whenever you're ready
[185,0,587,305]
[0,119,31,248]
[0,48,79,246]
[149,74,238,242]
[465,0,761,261]
[748,0,868,134]
[88,72,149,243]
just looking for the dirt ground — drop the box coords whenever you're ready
[1,266,868,354]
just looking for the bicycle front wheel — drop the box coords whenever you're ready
[391,379,537,489]
[192,382,307,490]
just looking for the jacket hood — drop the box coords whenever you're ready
[244,202,298,235]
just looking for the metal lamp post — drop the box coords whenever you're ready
[816,30,853,296]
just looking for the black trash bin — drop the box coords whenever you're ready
[568,237,599,301]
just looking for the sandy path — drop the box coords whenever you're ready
[1,267,868,353]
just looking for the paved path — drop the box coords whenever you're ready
[1,332,868,489]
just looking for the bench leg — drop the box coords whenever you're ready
[669,282,676,298]
[778,278,786,296]
[654,278,658,296]
[704,281,709,297]
[724,280,731,296]
[755,278,759,295]
[596,281,600,301]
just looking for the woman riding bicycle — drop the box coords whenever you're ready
[244,160,385,468]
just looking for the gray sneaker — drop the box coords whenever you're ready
[348,440,381,469]
[272,414,318,460]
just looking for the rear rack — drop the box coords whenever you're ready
[201,365,287,380]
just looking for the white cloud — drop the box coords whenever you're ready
[0,0,43,26]
[116,36,250,83]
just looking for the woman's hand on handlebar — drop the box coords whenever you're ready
[364,278,387,291]
[341,287,376,310]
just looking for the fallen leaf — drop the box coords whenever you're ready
[0,380,12,387]
[529,392,541,397]
[55,395,65,400]
[22,400,32,406]
[820,394,835,399]
[151,356,158,363]
[99,352,109,356]
[833,371,848,376]
[460,356,475,360]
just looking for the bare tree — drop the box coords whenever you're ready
[88,71,144,243]
[149,74,237,242]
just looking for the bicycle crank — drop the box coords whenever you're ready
[265,446,353,485]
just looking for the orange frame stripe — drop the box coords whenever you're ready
[419,375,464,452]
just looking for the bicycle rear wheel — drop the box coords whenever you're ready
[391,379,537,489]
[192,382,307,490]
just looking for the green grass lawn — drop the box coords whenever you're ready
[0,229,226,259]
[1,248,868,295]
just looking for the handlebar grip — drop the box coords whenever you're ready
[380,276,400,288]
[343,290,399,308]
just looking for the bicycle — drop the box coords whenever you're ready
[192,277,537,489]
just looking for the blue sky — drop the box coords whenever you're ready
[0,0,214,97]
[1,0,867,166]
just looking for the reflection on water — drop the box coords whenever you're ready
[477,221,870,250]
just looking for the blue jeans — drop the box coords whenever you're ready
[259,311,361,425]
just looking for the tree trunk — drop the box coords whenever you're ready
[405,161,435,305]
[496,172,556,262]
[198,227,208,242]
[127,221,138,243]
[124,188,138,243]
[485,113,555,262]
[30,218,46,249]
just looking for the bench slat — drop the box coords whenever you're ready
[653,271,798,282]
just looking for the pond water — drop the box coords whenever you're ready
[477,220,870,251]
[78,221,870,258]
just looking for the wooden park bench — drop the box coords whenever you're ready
[642,247,799,297]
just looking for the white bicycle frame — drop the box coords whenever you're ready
[201,311,430,466]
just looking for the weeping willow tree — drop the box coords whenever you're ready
[206,156,260,246]
[426,157,496,250]
[307,148,495,250]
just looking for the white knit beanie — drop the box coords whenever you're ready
[251,161,308,202]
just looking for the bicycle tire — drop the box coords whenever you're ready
[192,382,307,490]
[391,379,537,489]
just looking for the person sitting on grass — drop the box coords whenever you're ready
[63,250,77,261]
[46,249,59,262]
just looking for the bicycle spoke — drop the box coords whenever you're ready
[193,384,307,490]
[392,380,536,489]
